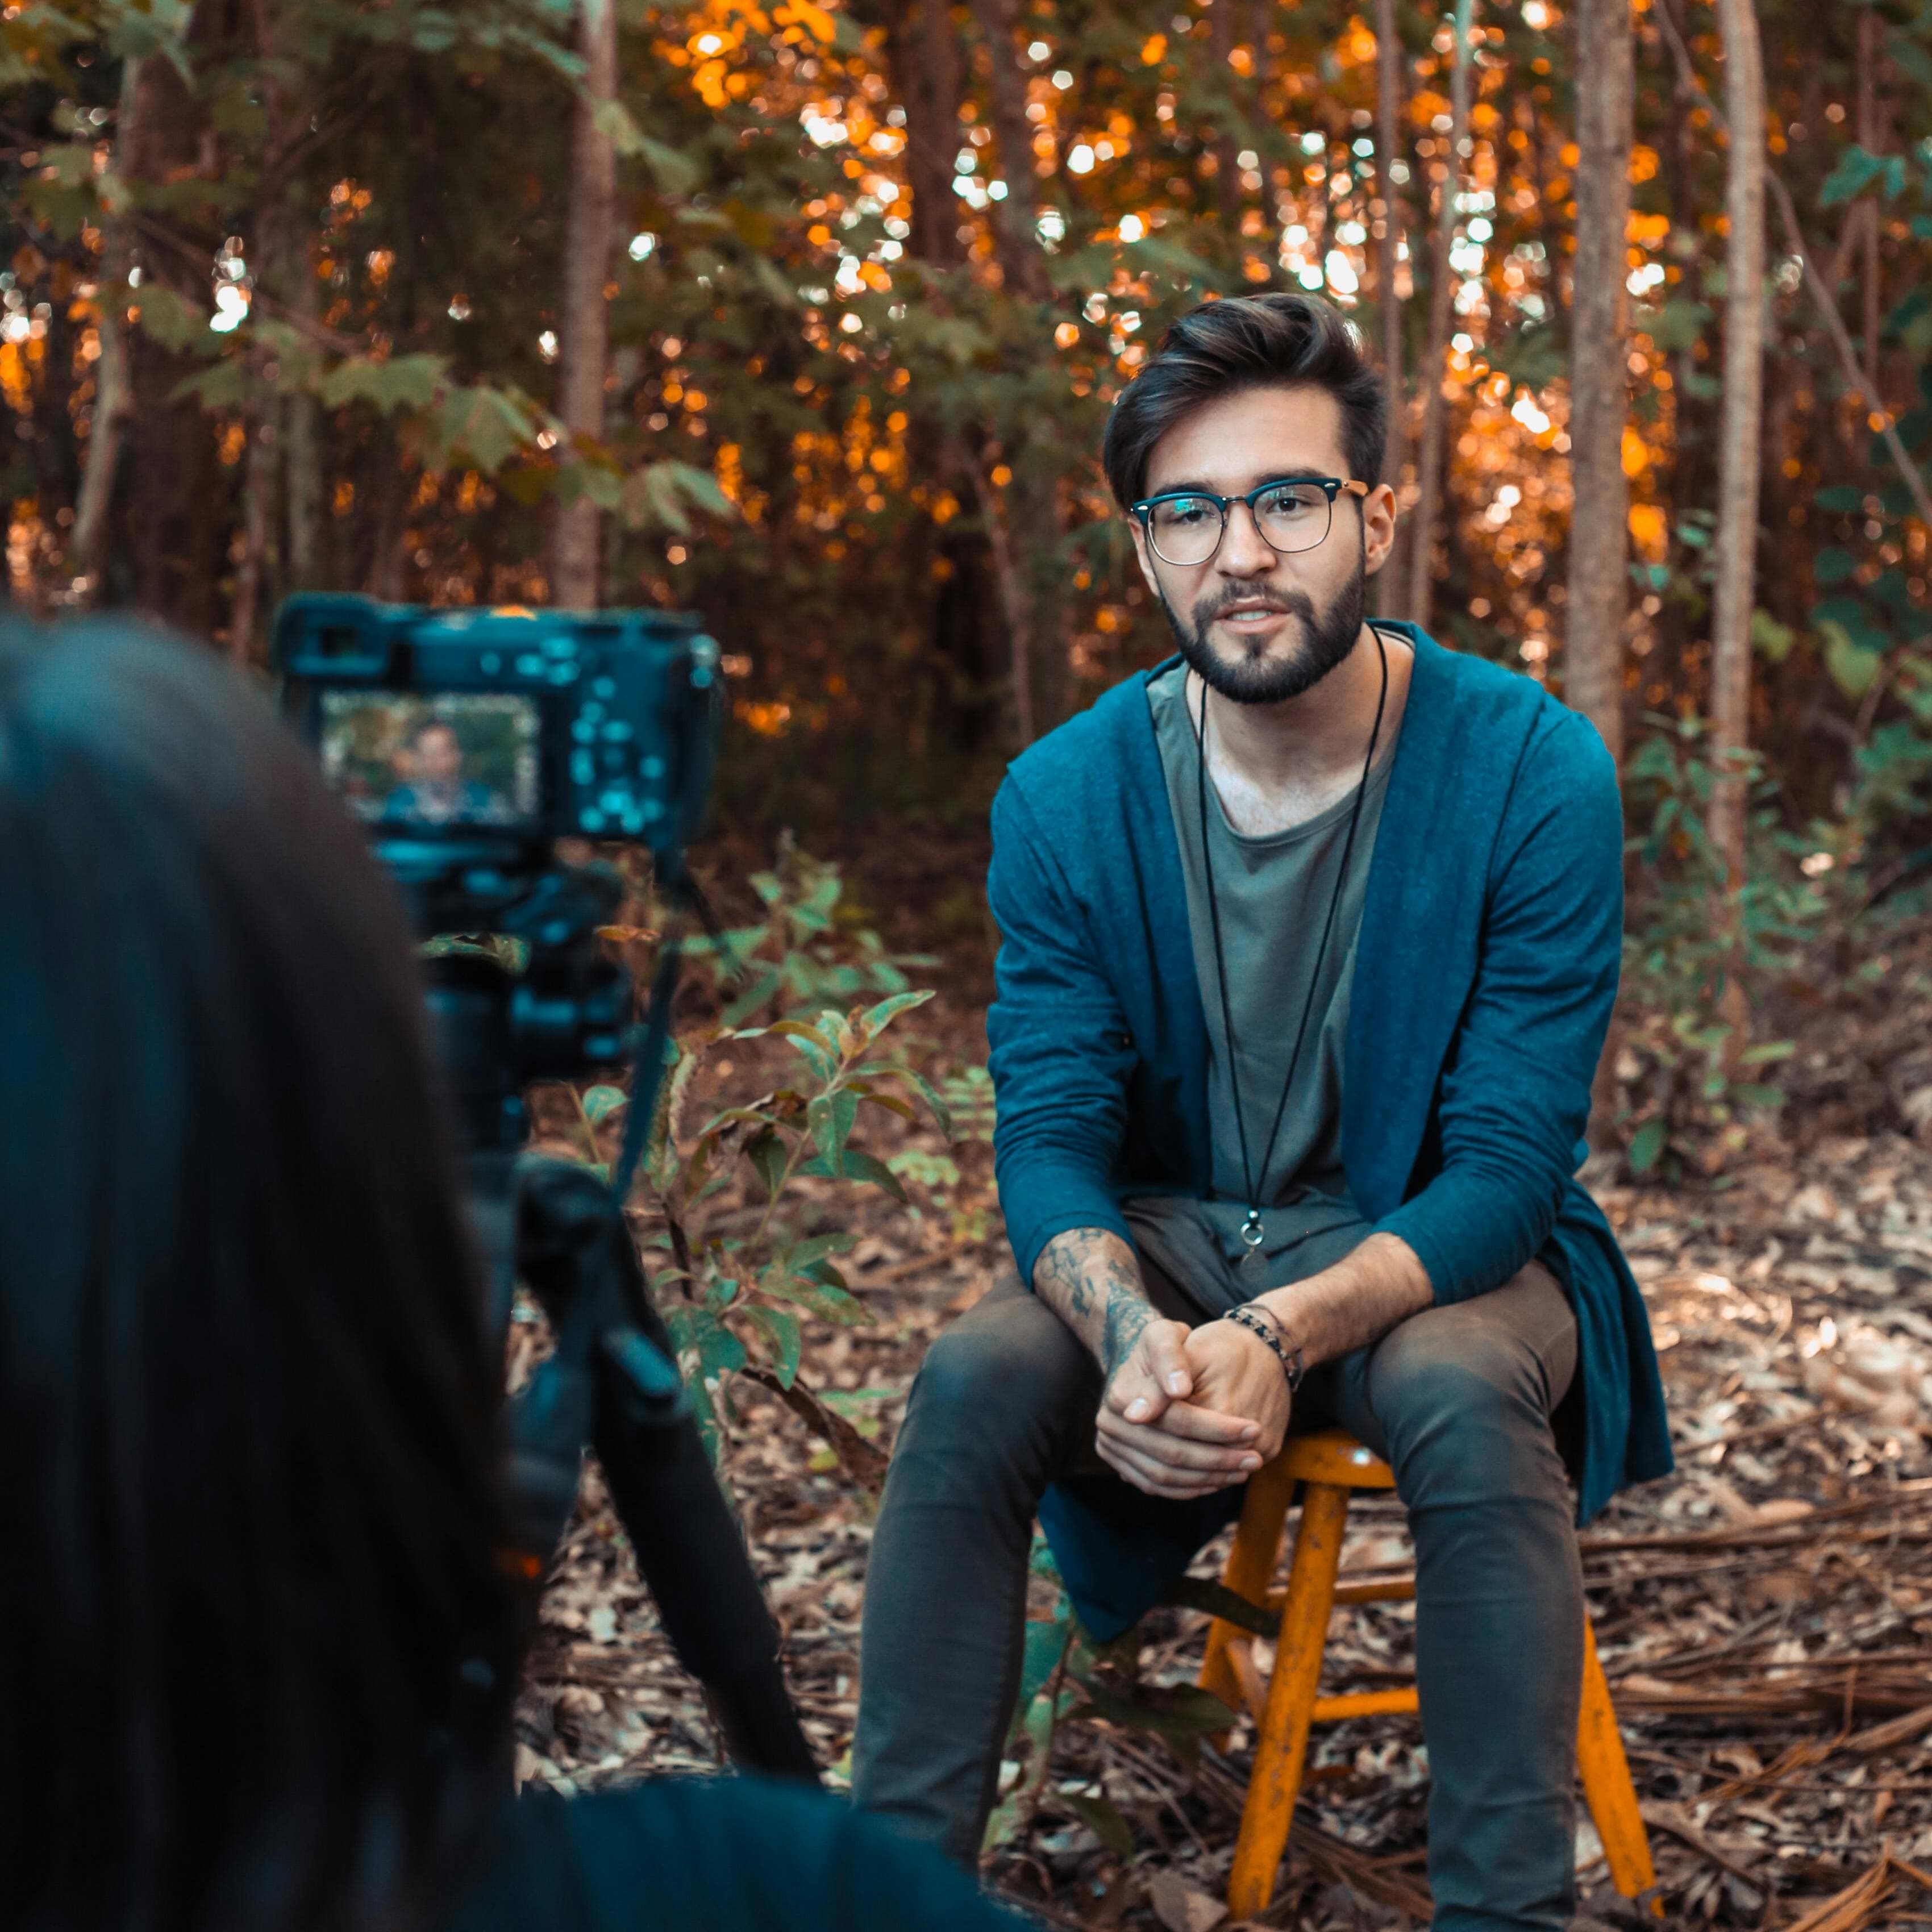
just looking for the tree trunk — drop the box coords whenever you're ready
[969,0,1067,741]
[1211,0,1240,228]
[1240,0,1267,92]
[230,0,307,663]
[1374,0,1409,618]
[1856,6,1883,395]
[1706,0,1766,891]
[117,13,229,635]
[899,0,963,267]
[70,53,145,604]
[1565,0,1633,765]
[972,0,1044,297]
[1404,0,1472,632]
[549,0,619,609]
[967,449,1036,748]
[284,237,324,591]
[228,405,276,664]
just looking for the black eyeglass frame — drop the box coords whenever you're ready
[1129,475,1372,567]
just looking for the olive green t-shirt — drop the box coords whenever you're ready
[1132,657,1400,1301]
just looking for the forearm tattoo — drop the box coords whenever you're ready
[1032,1227,1154,1378]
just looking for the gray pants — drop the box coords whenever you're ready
[853,1263,1583,1931]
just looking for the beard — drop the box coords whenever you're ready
[1159,547,1368,706]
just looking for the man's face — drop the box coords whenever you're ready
[1129,385,1397,706]
[416,724,463,789]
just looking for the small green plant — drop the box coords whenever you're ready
[573,988,955,1475]
[684,840,937,1028]
[544,846,963,1479]
[1619,715,1821,1176]
[982,1538,1238,1860]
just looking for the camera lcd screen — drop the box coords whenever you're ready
[319,692,542,831]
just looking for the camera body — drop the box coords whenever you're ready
[275,593,719,859]
[274,594,721,1163]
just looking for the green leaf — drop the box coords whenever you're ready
[1822,619,1885,699]
[1627,1119,1667,1175]
[1738,1039,1797,1067]
[1815,484,1863,514]
[105,0,194,69]
[1814,546,1859,586]
[581,1083,628,1126]
[859,988,935,1038]
[1646,298,1712,353]
[638,132,702,195]
[836,1147,909,1202]
[1015,1609,1073,1721]
[419,931,530,974]
[807,1086,859,1172]
[769,1019,837,1084]
[133,284,209,352]
[1072,1675,1237,1743]
[1750,609,1796,663]
[1888,27,1932,91]
[435,384,540,474]
[902,1068,956,1139]
[887,1146,960,1190]
[759,1268,870,1324]
[410,8,457,51]
[1814,596,1887,652]
[318,351,447,413]
[1051,1789,1136,1860]
[722,967,784,1027]
[620,459,734,531]
[693,1103,779,1143]
[1820,144,1889,208]
[742,1304,802,1387]
[745,1127,789,1201]
[663,459,735,519]
[782,1230,857,1269]
[982,1692,1059,1852]
[647,1041,701,1187]
[664,1302,747,1384]
[170,361,252,410]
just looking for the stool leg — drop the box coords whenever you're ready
[1227,1481,1350,1920]
[1201,1452,1298,1722]
[1576,1621,1661,1913]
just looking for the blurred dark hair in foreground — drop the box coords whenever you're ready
[0,618,519,1930]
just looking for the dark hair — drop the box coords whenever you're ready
[1101,291,1388,507]
[0,621,520,1931]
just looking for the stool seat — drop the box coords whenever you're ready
[1274,1427,1397,1489]
[1198,1429,1659,1919]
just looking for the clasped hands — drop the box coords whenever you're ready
[1096,1314,1290,1500]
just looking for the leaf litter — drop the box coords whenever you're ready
[514,893,1932,1931]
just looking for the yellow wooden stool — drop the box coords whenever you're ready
[1197,1429,1659,1919]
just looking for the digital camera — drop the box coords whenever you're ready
[274,594,719,857]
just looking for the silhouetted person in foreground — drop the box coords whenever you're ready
[0,618,1023,1932]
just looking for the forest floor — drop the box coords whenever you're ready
[514,835,1932,1931]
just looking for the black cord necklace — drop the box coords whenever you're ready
[1194,624,1391,1285]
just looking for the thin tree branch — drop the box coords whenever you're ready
[1650,0,1932,531]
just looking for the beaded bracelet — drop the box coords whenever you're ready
[1221,1304,1306,1393]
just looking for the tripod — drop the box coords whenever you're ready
[396,834,818,1784]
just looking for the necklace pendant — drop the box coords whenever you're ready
[1238,1211,1268,1285]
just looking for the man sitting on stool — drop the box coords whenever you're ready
[853,291,1671,1932]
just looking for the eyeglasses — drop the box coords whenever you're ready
[1130,476,1370,568]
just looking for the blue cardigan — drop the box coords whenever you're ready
[985,626,1672,1640]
